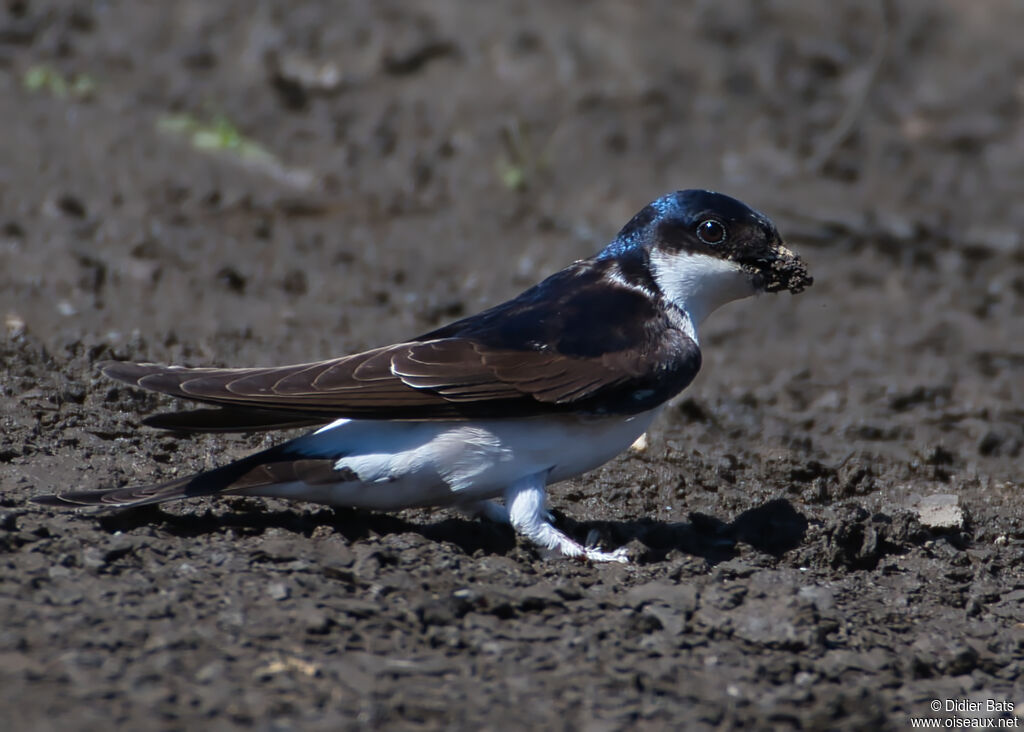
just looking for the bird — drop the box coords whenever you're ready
[33,190,812,562]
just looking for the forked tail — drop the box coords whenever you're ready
[30,443,336,509]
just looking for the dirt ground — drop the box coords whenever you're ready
[1,2,1023,730]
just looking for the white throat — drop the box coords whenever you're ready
[649,249,757,342]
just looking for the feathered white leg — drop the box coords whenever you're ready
[504,473,629,563]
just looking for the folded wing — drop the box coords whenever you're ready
[102,259,702,430]
[101,336,675,429]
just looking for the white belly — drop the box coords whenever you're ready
[246,409,661,510]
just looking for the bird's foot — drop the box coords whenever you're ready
[505,474,630,564]
[531,529,630,563]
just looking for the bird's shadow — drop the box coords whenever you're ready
[554,498,809,564]
[96,497,807,565]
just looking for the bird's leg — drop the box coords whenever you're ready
[460,498,555,525]
[504,473,629,563]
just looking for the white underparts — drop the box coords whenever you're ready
[247,410,660,562]
[649,249,757,342]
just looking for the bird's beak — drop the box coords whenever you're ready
[748,242,813,294]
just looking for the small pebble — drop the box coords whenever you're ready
[267,582,290,601]
[913,493,964,530]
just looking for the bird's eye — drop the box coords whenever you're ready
[696,219,727,245]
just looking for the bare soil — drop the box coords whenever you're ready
[1,2,1022,730]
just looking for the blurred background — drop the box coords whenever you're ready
[2,1,1021,360]
[1,2,1022,729]
[3,0,1021,481]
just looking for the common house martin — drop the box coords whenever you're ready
[34,190,812,563]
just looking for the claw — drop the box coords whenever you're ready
[581,544,630,563]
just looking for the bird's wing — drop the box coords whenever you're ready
[102,259,701,430]
[100,335,688,428]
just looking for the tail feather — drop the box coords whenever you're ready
[31,475,198,508]
[31,444,341,509]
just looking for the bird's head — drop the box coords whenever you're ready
[599,189,812,326]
